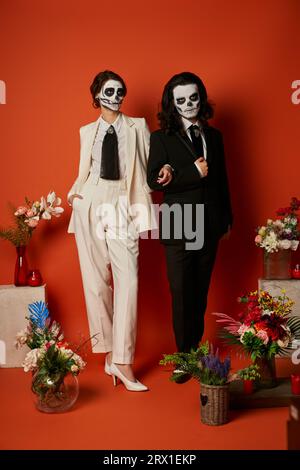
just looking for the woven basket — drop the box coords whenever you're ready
[200,383,229,426]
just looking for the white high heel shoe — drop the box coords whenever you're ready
[110,363,148,392]
[104,354,112,376]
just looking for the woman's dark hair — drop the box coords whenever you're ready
[90,70,127,108]
[158,72,214,133]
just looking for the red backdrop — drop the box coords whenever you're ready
[1,0,300,372]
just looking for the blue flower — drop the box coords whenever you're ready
[28,301,49,329]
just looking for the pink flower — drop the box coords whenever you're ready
[256,329,269,345]
[26,219,39,228]
[26,209,35,218]
[255,235,262,244]
[14,206,27,216]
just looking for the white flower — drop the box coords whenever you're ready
[267,219,273,225]
[290,218,298,226]
[71,364,79,373]
[278,239,292,250]
[14,329,29,349]
[274,220,284,228]
[291,240,299,251]
[262,309,273,316]
[261,231,279,253]
[22,348,44,372]
[50,321,61,337]
[40,191,64,220]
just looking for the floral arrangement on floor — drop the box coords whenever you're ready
[15,301,87,404]
[255,197,300,253]
[237,364,260,381]
[160,342,233,386]
[0,191,63,246]
[213,289,300,361]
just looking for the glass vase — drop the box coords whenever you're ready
[31,371,79,413]
[255,356,277,389]
[263,249,292,280]
[14,245,29,286]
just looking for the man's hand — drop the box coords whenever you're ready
[157,165,173,186]
[69,194,83,207]
[195,157,208,177]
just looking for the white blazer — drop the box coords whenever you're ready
[67,114,157,234]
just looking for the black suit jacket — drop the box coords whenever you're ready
[147,126,233,244]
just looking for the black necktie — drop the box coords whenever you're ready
[189,125,204,157]
[100,125,120,180]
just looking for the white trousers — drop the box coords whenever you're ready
[73,173,139,364]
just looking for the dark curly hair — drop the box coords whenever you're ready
[158,72,214,134]
[90,70,127,109]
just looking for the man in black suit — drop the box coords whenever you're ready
[147,72,232,375]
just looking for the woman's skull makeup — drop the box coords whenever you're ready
[97,79,125,111]
[173,83,201,119]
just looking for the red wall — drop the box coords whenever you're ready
[1,0,300,368]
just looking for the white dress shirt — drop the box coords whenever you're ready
[163,116,207,177]
[181,116,207,177]
[181,116,207,158]
[90,112,126,179]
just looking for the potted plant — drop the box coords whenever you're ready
[255,197,300,279]
[237,364,260,394]
[160,342,233,426]
[15,300,93,413]
[213,289,300,388]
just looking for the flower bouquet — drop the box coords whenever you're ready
[1,191,64,246]
[255,197,300,279]
[0,191,64,285]
[213,289,300,387]
[160,343,233,425]
[16,301,87,413]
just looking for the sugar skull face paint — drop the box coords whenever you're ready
[173,83,200,119]
[97,79,125,111]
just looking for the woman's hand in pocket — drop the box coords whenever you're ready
[69,194,83,207]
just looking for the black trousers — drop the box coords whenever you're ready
[164,235,219,353]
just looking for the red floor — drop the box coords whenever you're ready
[0,354,289,450]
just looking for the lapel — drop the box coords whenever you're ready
[202,126,212,165]
[175,132,197,162]
[81,116,101,170]
[122,114,136,186]
[175,126,213,164]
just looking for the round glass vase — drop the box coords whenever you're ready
[263,249,292,280]
[31,371,79,413]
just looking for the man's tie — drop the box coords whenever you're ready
[100,125,120,180]
[189,125,204,157]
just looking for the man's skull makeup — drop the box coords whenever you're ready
[97,79,125,111]
[173,83,201,120]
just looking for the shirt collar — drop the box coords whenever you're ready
[181,116,201,132]
[99,112,123,133]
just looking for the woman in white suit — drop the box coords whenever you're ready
[67,70,155,391]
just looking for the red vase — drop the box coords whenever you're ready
[14,245,28,286]
[291,374,300,395]
[292,265,300,279]
[27,269,43,287]
[243,379,254,394]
